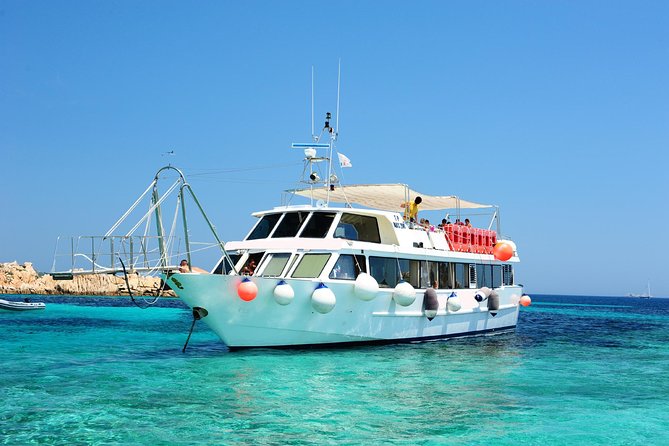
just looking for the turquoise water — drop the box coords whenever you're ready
[1,294,668,445]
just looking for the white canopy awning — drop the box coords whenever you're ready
[289,184,492,211]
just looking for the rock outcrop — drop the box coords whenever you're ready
[0,261,175,297]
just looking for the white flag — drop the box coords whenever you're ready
[338,152,352,168]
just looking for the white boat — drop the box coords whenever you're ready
[52,78,528,349]
[164,110,527,349]
[629,282,652,299]
[0,298,46,311]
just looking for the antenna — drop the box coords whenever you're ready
[311,66,315,141]
[336,59,341,134]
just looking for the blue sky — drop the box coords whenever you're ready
[1,1,667,297]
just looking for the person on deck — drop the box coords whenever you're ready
[178,259,190,273]
[178,259,209,273]
[401,196,422,223]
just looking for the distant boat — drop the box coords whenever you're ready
[0,298,46,311]
[628,282,652,299]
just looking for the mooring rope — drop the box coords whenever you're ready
[118,257,162,309]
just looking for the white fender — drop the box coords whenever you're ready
[393,281,416,306]
[354,273,379,301]
[311,283,336,314]
[447,292,462,312]
[273,280,294,305]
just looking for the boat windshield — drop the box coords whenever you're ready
[213,253,241,274]
[247,214,281,240]
[272,212,310,238]
[334,213,380,243]
[300,212,336,238]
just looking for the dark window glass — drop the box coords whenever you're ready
[492,265,502,288]
[240,252,264,276]
[370,257,422,288]
[475,264,499,288]
[272,212,309,238]
[438,263,452,289]
[420,261,438,288]
[476,264,485,288]
[406,260,420,288]
[300,212,336,238]
[329,254,366,280]
[370,257,399,288]
[213,254,241,274]
[423,262,439,289]
[334,214,381,243]
[247,214,281,240]
[454,263,469,289]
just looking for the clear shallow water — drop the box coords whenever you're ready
[1,294,668,445]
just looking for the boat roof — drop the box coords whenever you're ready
[289,183,492,211]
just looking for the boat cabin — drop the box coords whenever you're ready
[214,204,515,293]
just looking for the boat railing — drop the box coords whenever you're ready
[51,234,183,276]
[50,165,239,277]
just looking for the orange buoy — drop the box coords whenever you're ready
[237,277,258,301]
[493,242,514,261]
[519,294,532,307]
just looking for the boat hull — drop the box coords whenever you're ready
[170,273,522,349]
[0,299,46,311]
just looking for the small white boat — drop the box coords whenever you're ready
[0,298,46,311]
[628,281,652,299]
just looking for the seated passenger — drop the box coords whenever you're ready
[465,218,472,228]
[178,259,208,273]
[178,259,190,273]
[241,258,257,276]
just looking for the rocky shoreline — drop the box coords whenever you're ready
[0,261,176,297]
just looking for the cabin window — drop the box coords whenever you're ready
[247,214,281,240]
[454,263,469,289]
[370,257,399,288]
[475,265,504,288]
[334,213,381,243]
[420,261,439,289]
[438,263,453,289]
[213,253,241,275]
[419,261,430,288]
[291,253,331,278]
[492,265,502,288]
[259,253,292,277]
[300,212,336,238]
[404,259,420,288]
[329,254,366,280]
[502,264,514,286]
[240,252,264,276]
[369,257,420,288]
[272,212,309,238]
